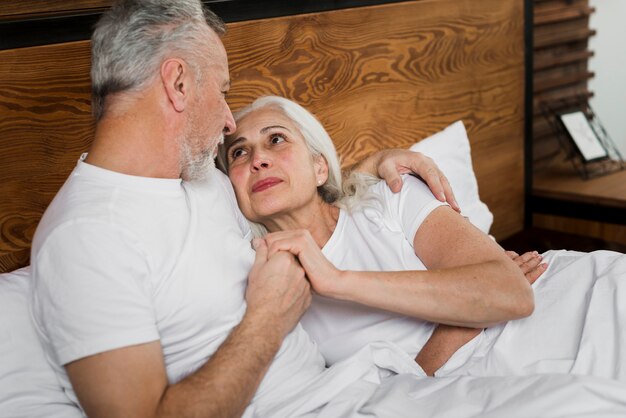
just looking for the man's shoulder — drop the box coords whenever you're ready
[37,169,123,224]
[33,168,187,255]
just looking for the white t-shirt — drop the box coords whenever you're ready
[300,175,447,365]
[31,155,324,413]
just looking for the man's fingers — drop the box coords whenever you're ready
[251,238,268,264]
[414,165,445,201]
[379,162,403,193]
[413,163,459,211]
[440,176,461,212]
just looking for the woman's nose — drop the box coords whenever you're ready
[251,152,272,171]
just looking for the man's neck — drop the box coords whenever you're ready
[86,105,182,179]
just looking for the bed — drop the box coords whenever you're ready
[1,0,626,416]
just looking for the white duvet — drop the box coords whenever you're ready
[3,250,625,417]
[255,250,626,417]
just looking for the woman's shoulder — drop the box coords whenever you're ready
[370,174,439,202]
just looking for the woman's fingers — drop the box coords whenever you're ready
[505,250,519,260]
[505,250,548,284]
[525,263,548,285]
[517,251,540,271]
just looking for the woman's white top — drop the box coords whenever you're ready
[300,175,447,365]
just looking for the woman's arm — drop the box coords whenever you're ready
[264,207,534,328]
[416,251,547,375]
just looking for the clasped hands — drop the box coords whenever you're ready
[243,150,547,339]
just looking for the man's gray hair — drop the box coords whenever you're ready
[91,0,225,120]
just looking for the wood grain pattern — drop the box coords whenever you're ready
[224,0,526,239]
[0,0,525,272]
[0,1,112,20]
[534,214,626,246]
[534,160,626,209]
[0,41,94,272]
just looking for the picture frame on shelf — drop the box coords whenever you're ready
[557,110,609,163]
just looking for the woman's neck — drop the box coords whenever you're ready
[263,200,340,248]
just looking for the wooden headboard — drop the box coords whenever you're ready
[0,0,525,273]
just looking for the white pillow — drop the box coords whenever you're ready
[0,266,82,418]
[410,121,493,233]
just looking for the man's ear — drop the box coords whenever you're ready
[314,154,330,185]
[161,58,188,112]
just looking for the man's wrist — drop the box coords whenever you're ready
[239,307,289,347]
[352,151,382,176]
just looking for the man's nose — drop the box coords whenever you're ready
[223,108,236,135]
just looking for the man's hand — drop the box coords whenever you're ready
[506,251,548,285]
[355,149,460,212]
[65,241,312,418]
[246,238,312,339]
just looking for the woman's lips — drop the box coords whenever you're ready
[251,177,283,193]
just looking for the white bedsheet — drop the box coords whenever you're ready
[253,250,626,417]
[2,250,624,417]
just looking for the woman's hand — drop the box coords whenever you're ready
[262,230,344,296]
[505,251,548,285]
[354,149,460,212]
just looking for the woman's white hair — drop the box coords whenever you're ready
[217,96,381,237]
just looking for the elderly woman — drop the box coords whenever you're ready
[217,96,540,375]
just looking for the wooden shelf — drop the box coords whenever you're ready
[500,227,626,253]
[534,159,626,210]
[534,50,594,71]
[534,71,594,93]
[535,28,596,49]
[533,89,593,115]
[535,6,594,26]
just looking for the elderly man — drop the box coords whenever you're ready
[30,1,456,417]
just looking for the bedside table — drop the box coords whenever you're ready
[530,158,626,247]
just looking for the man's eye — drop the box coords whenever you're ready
[270,134,286,144]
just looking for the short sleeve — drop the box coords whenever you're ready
[381,175,448,246]
[31,222,159,366]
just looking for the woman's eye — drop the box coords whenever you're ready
[270,133,286,144]
[230,148,246,159]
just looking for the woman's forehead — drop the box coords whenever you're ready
[235,107,299,136]
[239,107,287,124]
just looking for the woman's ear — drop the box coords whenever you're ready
[314,154,330,185]
[161,58,188,113]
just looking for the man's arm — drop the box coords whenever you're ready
[66,240,311,418]
[415,251,547,376]
[352,148,460,212]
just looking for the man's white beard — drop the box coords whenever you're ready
[180,133,224,182]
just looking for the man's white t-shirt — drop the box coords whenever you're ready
[30,156,325,412]
[301,175,447,365]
